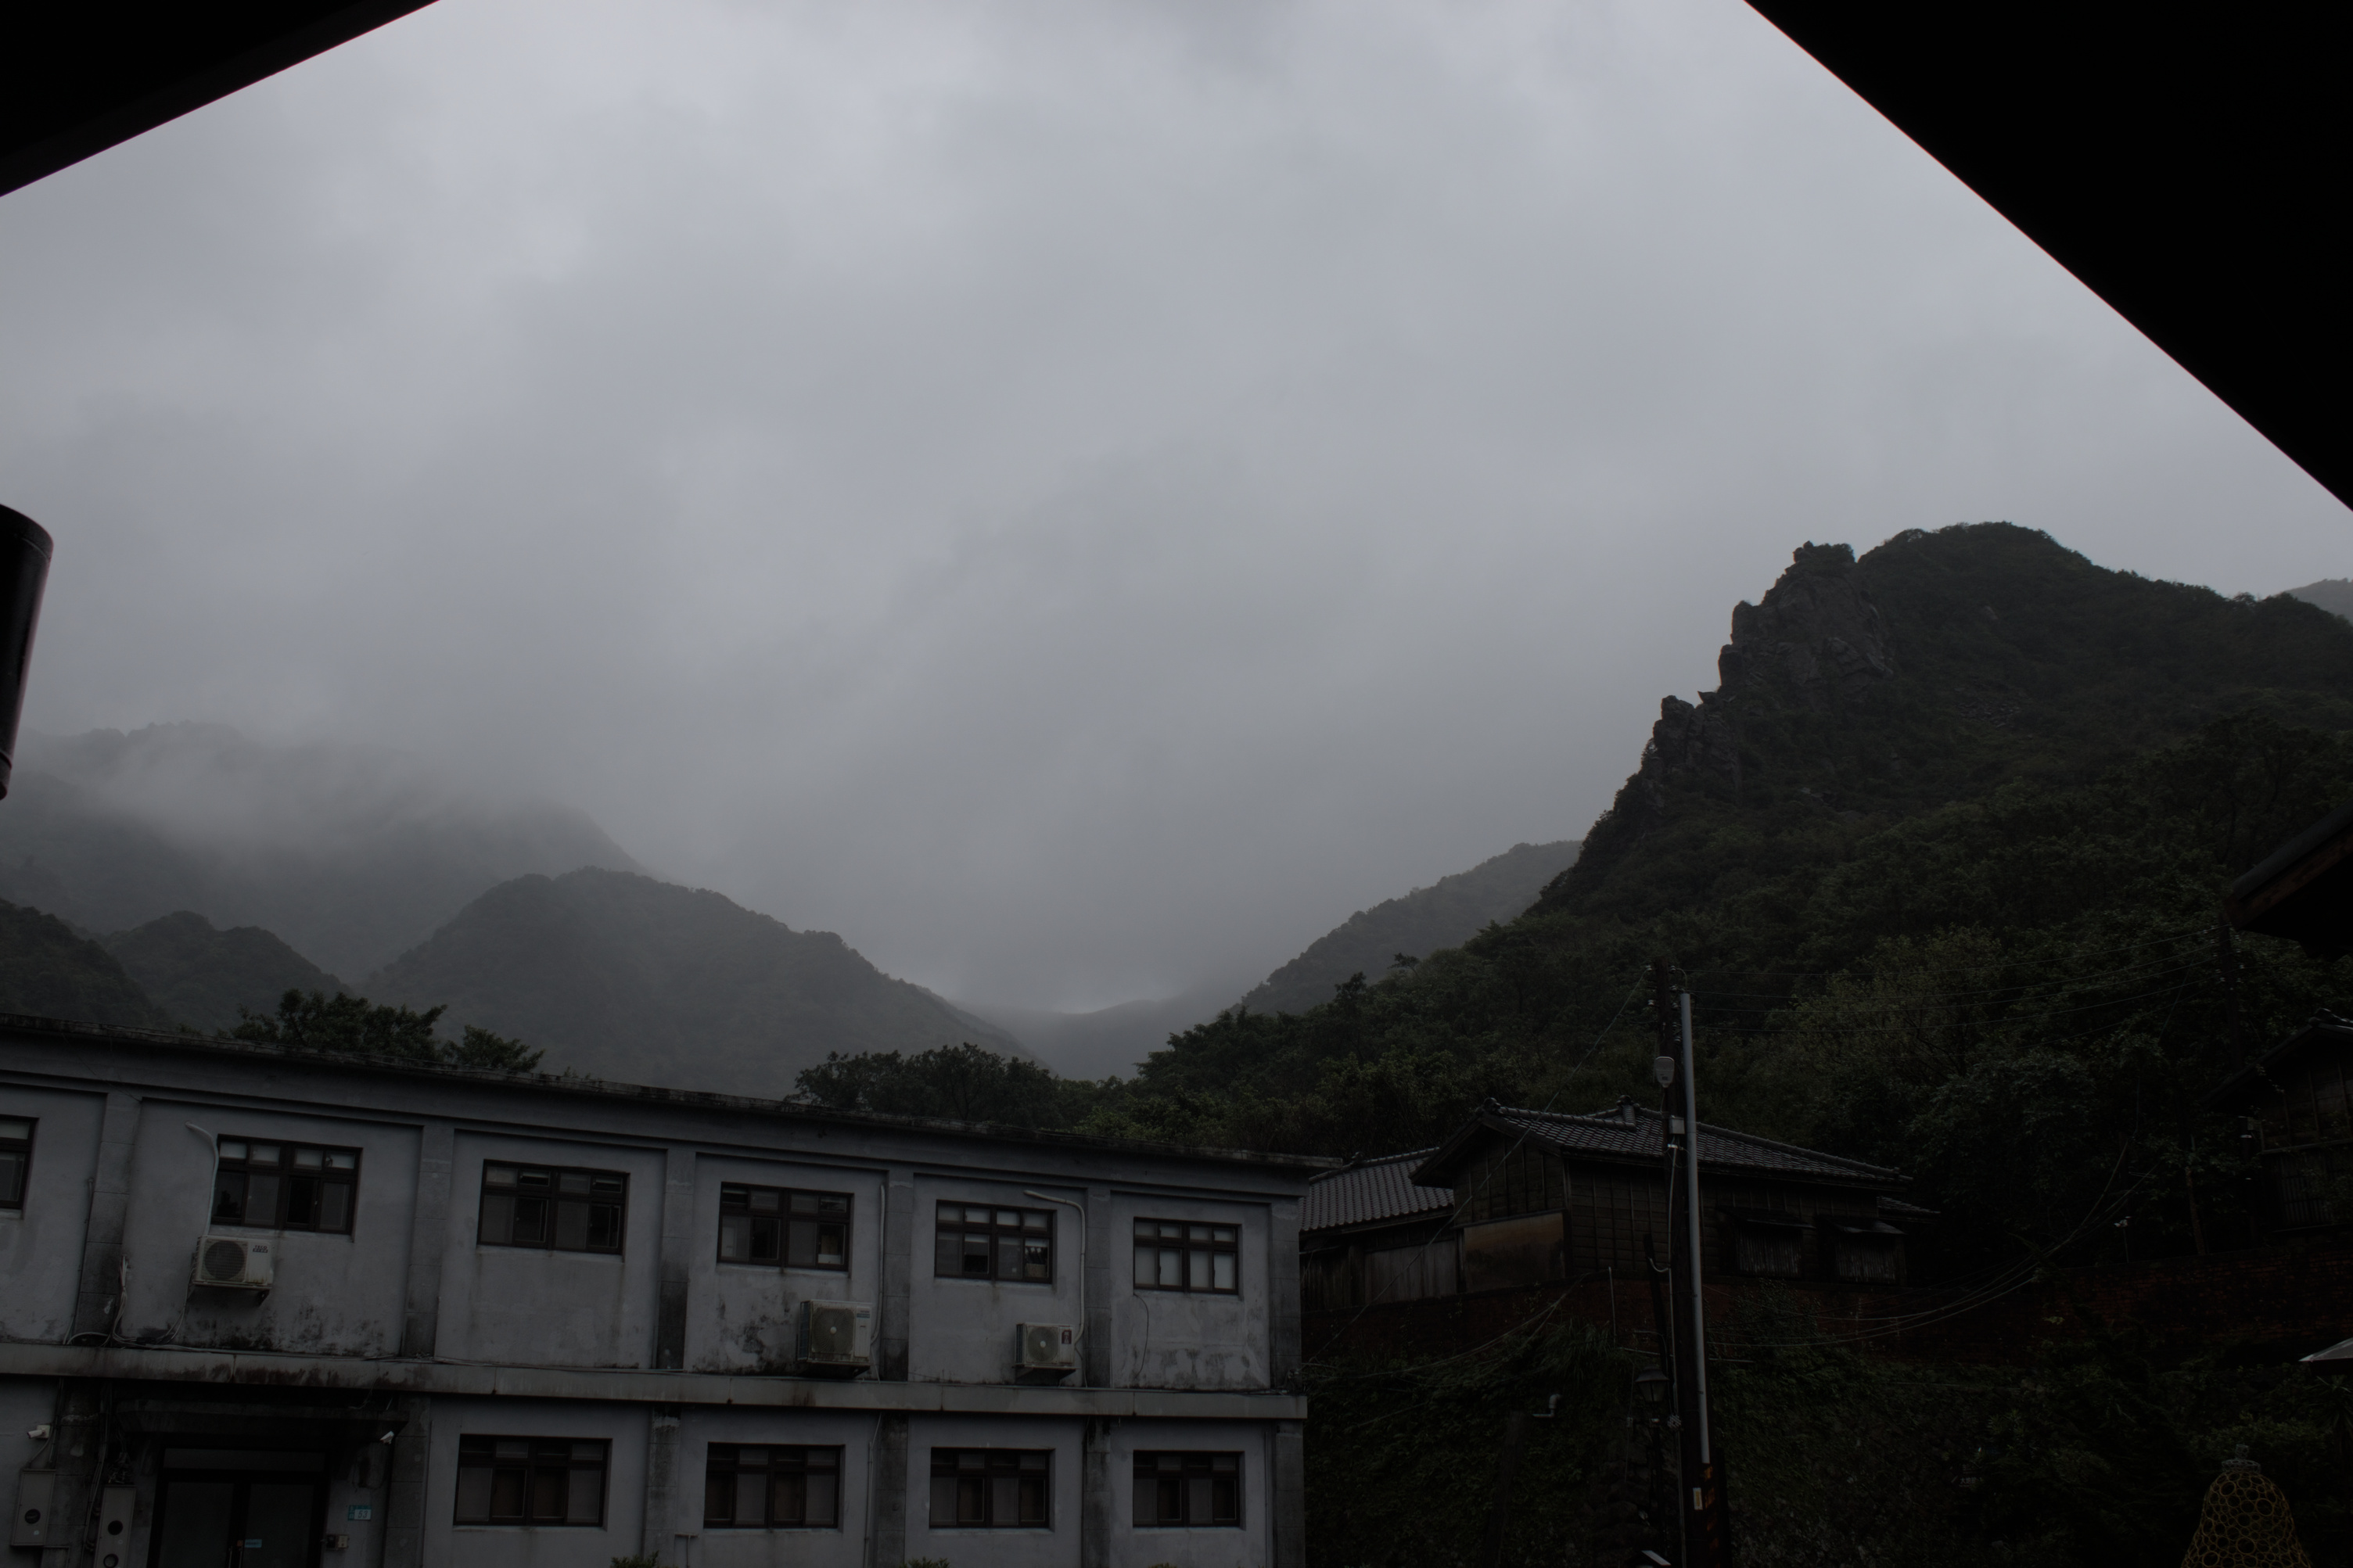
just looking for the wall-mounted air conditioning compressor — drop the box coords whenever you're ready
[796,1299,872,1374]
[191,1236,273,1292]
[1017,1322,1079,1378]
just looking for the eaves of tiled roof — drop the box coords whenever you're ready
[1302,1148,1454,1236]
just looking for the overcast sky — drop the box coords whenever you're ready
[2,0,2344,1011]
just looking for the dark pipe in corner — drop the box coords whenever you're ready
[0,507,52,799]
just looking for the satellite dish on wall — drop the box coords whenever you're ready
[0,506,53,799]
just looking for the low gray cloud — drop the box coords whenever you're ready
[1,0,2343,1009]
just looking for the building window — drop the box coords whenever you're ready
[1728,1222,1803,1279]
[718,1185,850,1270]
[480,1163,626,1252]
[0,1118,31,1210]
[454,1437,607,1525]
[210,1138,360,1233]
[928,1449,1049,1528]
[1132,1219,1239,1293]
[933,1204,1053,1282]
[703,1445,840,1528]
[1133,1452,1241,1527]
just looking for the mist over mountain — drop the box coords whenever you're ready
[0,724,642,978]
[100,911,344,1033]
[2289,579,2353,622]
[1238,839,1582,1017]
[961,989,1237,1082]
[366,867,1029,1097]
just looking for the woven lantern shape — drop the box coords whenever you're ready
[2181,1452,2311,1568]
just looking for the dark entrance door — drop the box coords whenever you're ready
[150,1451,325,1568]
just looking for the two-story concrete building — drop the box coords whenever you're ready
[0,1016,1319,1568]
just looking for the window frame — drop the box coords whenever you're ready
[453,1436,609,1527]
[209,1136,361,1234]
[0,1116,32,1211]
[927,1448,1051,1529]
[1132,1451,1243,1528]
[478,1161,628,1254]
[717,1183,853,1272]
[1131,1218,1241,1294]
[932,1202,1055,1283]
[702,1444,843,1530]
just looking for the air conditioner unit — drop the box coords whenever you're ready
[1017,1322,1079,1376]
[796,1299,872,1374]
[192,1236,274,1291]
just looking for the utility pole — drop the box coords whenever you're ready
[1652,958,1727,1566]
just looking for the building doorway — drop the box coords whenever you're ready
[149,1450,325,1568]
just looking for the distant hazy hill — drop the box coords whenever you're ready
[2288,579,2353,622]
[1238,840,1582,1016]
[964,989,1237,1082]
[0,724,642,978]
[101,911,345,1032]
[0,901,175,1030]
[368,868,1030,1096]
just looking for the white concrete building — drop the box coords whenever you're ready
[0,1017,1316,1567]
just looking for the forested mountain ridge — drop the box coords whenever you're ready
[1238,839,1581,1017]
[100,911,345,1032]
[0,723,642,978]
[367,867,1032,1097]
[1061,524,2353,1272]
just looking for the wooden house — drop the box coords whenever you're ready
[1300,1097,1924,1311]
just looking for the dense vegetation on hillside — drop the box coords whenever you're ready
[0,900,177,1028]
[1239,838,1581,1016]
[101,910,345,1032]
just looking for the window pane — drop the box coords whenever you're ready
[246,1172,280,1225]
[1188,1248,1210,1290]
[591,1175,624,1197]
[815,1222,846,1268]
[489,1467,526,1521]
[962,1234,992,1275]
[1135,1219,1156,1240]
[991,1477,1018,1525]
[817,1194,849,1216]
[0,1150,20,1205]
[324,1151,356,1171]
[511,1197,548,1245]
[0,1118,30,1139]
[998,1236,1023,1279]
[788,1191,816,1214]
[805,1469,838,1527]
[735,1466,767,1527]
[248,1144,280,1165]
[787,1218,816,1267]
[1134,1245,1155,1286]
[929,1476,958,1528]
[1133,1477,1158,1526]
[1022,1237,1051,1281]
[934,1231,961,1276]
[530,1467,566,1522]
[996,1210,1021,1227]
[1212,1476,1238,1523]
[320,1182,351,1233]
[1018,1475,1047,1524]
[704,1470,735,1527]
[480,1193,513,1246]
[455,1465,493,1523]
[1212,1251,1235,1290]
[587,1202,623,1250]
[958,1477,987,1525]
[719,1214,748,1261]
[516,1168,551,1190]
[212,1171,246,1224]
[566,1466,603,1525]
[218,1140,247,1161]
[1159,1248,1183,1287]
[1024,1211,1049,1232]
[483,1163,514,1187]
[749,1188,781,1212]
[1188,1477,1212,1523]
[559,1172,591,1195]
[767,1471,801,1526]
[554,1199,590,1250]
[294,1146,323,1168]
[1212,1227,1236,1243]
[749,1215,779,1262]
[285,1175,318,1229]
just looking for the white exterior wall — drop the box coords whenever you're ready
[0,1085,100,1344]
[682,1155,885,1376]
[907,1173,1088,1386]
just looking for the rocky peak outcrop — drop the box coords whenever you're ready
[1622,542,1899,823]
